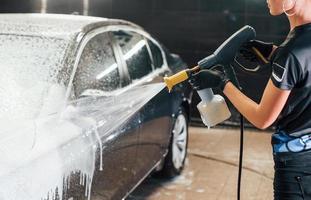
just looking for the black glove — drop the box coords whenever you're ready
[240,40,274,62]
[188,69,230,91]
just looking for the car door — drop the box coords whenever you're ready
[70,31,140,199]
[111,30,172,180]
[143,37,174,151]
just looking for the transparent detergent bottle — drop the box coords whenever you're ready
[197,88,231,127]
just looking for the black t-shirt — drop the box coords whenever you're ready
[270,23,311,137]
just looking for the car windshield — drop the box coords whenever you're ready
[0,34,71,121]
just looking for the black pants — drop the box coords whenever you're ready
[274,150,311,200]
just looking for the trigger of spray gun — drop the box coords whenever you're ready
[164,66,200,92]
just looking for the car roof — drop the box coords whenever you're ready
[0,13,142,40]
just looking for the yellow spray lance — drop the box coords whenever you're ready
[164,66,200,92]
[164,25,261,127]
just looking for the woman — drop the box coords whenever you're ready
[189,0,311,199]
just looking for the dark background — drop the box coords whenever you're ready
[0,0,290,127]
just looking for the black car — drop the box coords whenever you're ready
[0,13,192,200]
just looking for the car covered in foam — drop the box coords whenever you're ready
[0,13,192,200]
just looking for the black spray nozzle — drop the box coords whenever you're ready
[198,25,256,69]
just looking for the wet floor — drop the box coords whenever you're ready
[128,126,274,200]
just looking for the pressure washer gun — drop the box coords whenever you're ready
[164,25,257,127]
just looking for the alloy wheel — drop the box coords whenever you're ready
[172,113,188,170]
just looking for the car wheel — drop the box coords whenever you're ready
[160,107,188,178]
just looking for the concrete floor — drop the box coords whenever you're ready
[128,126,274,200]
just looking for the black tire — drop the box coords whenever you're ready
[159,107,188,178]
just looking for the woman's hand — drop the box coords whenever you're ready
[188,69,230,91]
[240,40,276,63]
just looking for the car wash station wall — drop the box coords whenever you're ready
[1,0,289,126]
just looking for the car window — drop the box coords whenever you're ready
[112,30,153,80]
[73,32,121,97]
[147,39,164,69]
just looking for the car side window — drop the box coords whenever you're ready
[112,30,153,80]
[73,32,121,97]
[147,39,164,69]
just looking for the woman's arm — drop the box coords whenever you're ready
[223,79,291,129]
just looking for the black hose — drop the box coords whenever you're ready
[237,114,244,200]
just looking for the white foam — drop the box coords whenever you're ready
[0,83,165,200]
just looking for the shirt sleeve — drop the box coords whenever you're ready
[271,49,302,90]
